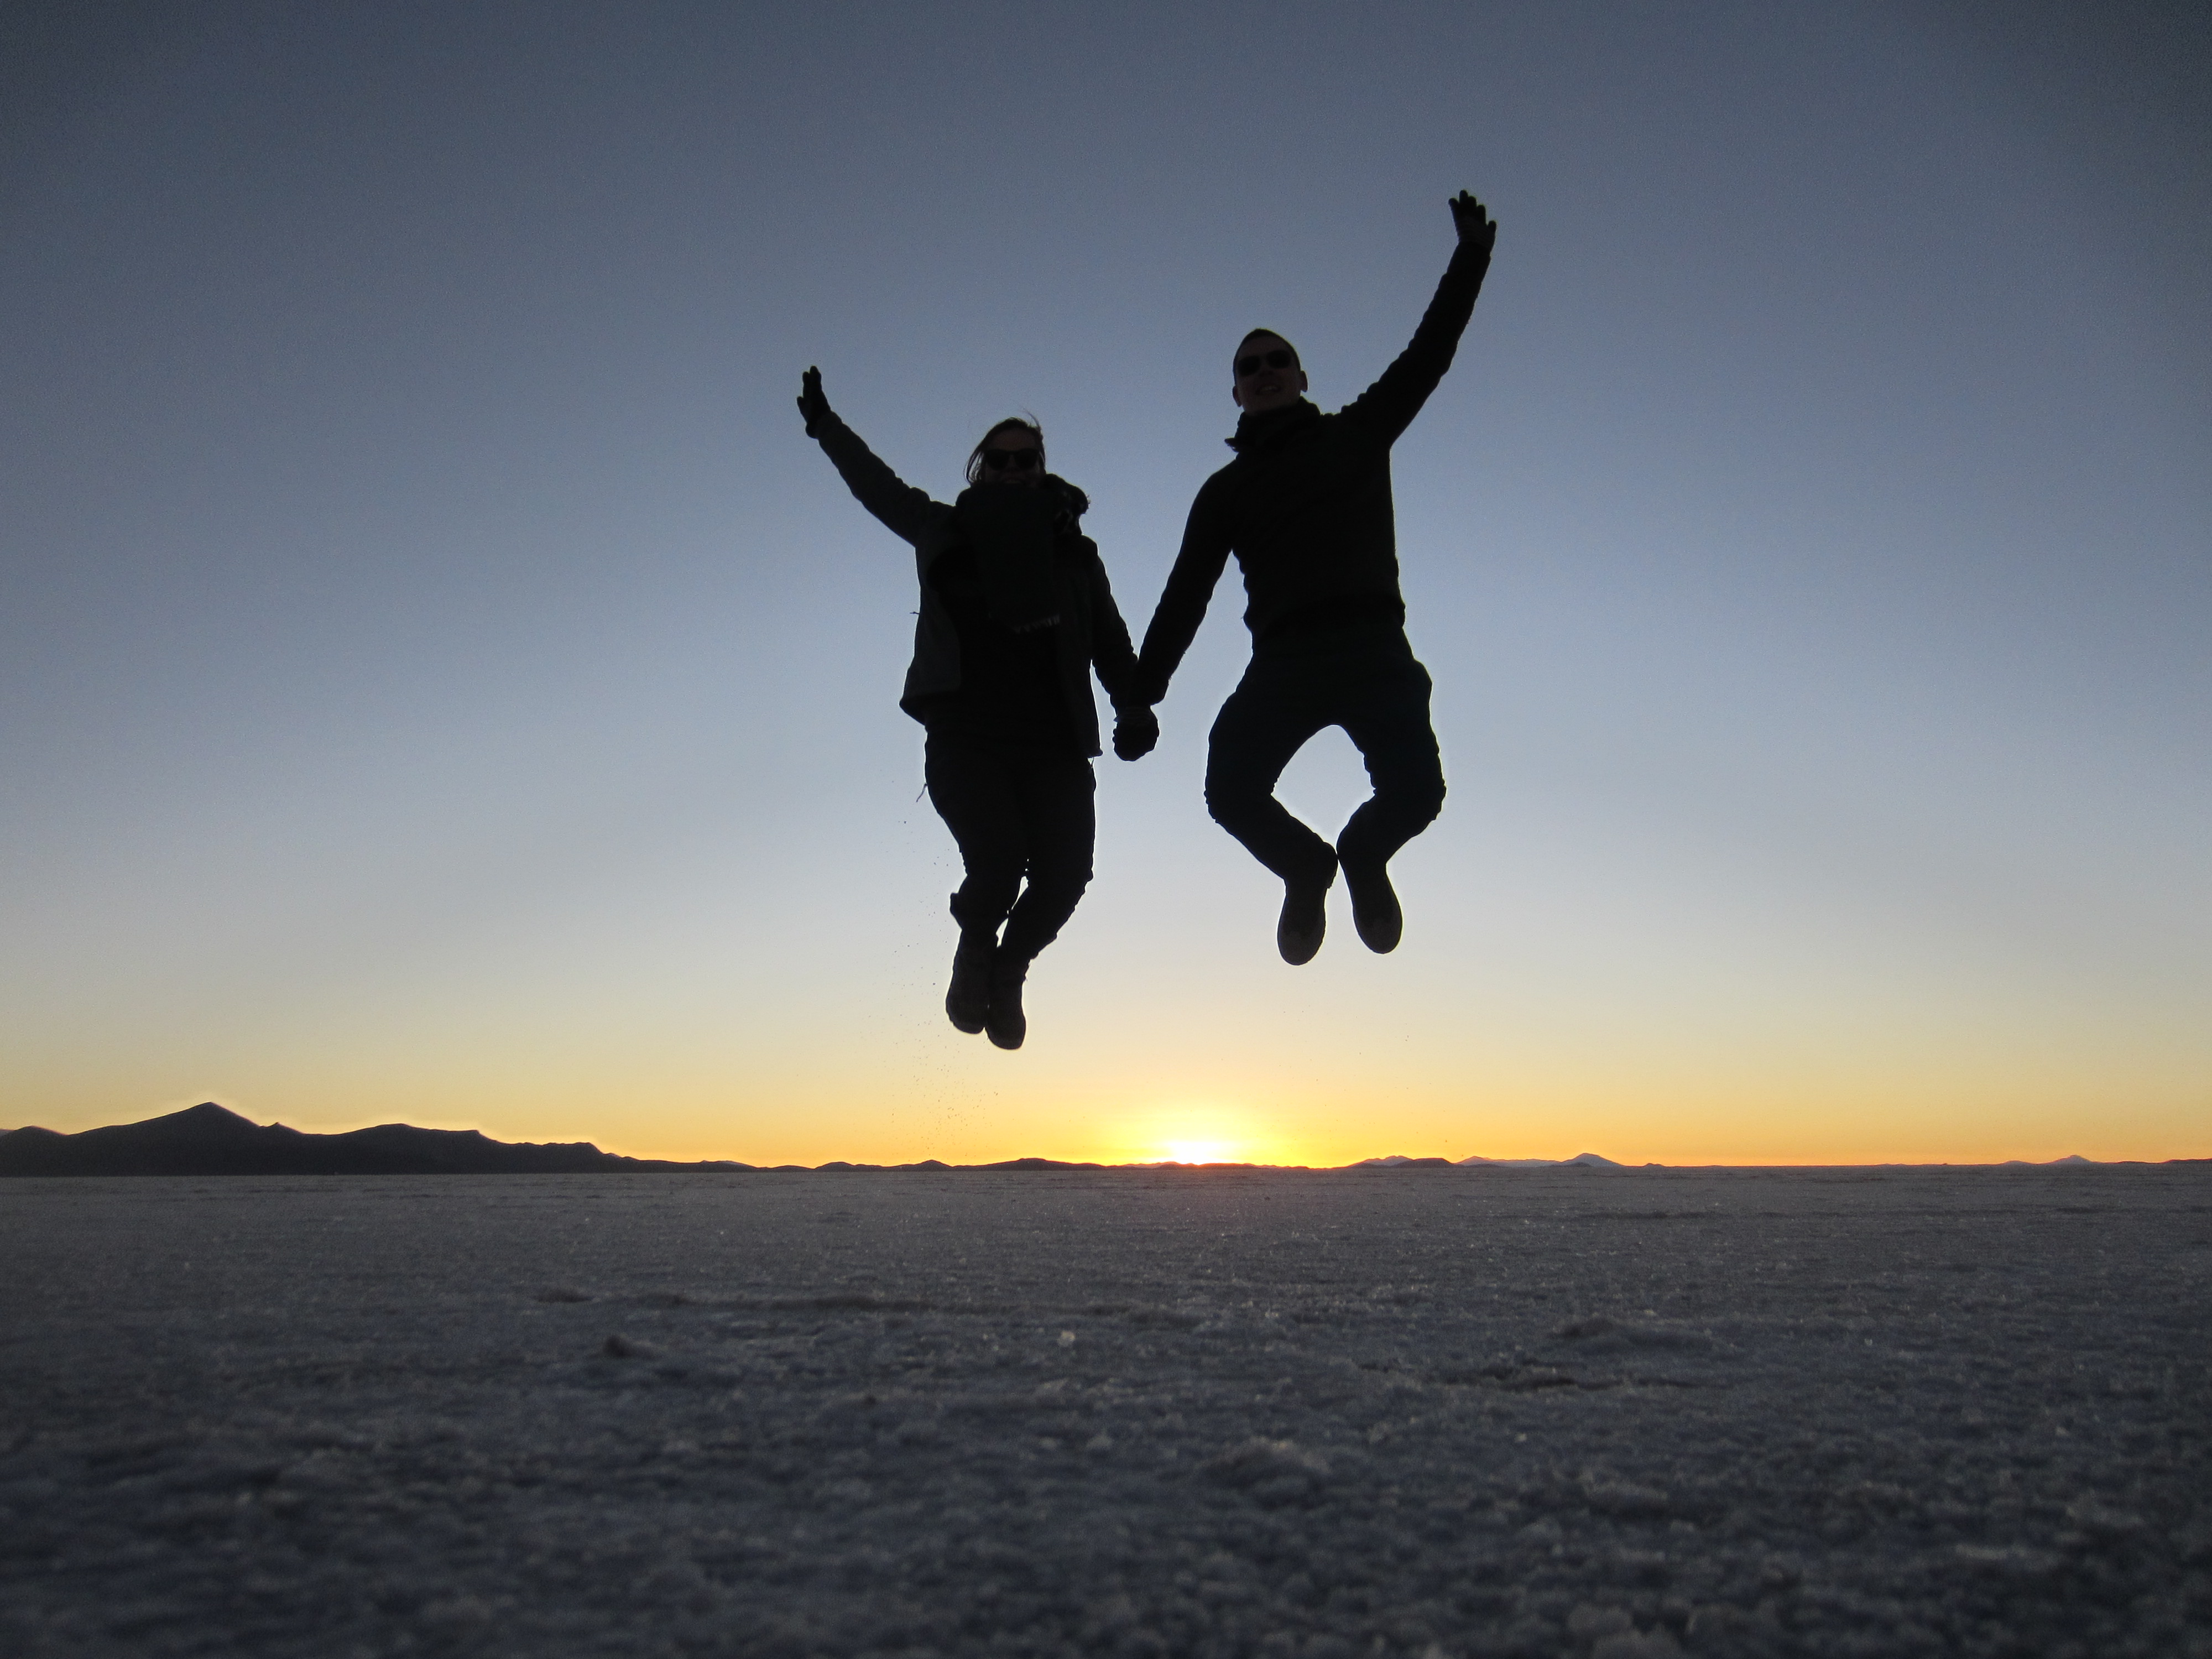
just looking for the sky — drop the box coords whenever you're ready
[3,1,2206,1167]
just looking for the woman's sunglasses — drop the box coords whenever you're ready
[983,448,1042,473]
[1235,348,1297,378]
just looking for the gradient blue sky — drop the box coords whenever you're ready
[4,1,2206,1165]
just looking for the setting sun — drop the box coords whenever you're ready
[1159,1139,1236,1165]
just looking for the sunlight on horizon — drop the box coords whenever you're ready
[1159,1139,1235,1166]
[74,1080,2212,1171]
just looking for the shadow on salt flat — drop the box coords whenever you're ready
[1548,1316,1732,1390]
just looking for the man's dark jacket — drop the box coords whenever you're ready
[810,411,1141,758]
[1135,241,1491,701]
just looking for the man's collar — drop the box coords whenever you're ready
[1226,398,1321,452]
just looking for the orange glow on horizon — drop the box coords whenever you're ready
[25,1073,2210,1173]
[1157,1139,1236,1166]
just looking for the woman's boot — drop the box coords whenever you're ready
[984,956,1029,1051]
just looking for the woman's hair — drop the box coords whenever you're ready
[965,416,1046,486]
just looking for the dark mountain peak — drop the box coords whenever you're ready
[171,1102,260,1133]
[0,1104,746,1177]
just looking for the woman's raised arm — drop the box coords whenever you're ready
[797,366,941,547]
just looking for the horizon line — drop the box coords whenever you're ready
[3,1105,2205,1173]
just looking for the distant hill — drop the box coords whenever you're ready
[0,1102,753,1177]
[1457,1151,1626,1169]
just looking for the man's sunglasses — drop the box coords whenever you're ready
[983,448,1042,473]
[1236,348,1297,378]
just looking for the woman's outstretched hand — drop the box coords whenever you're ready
[1113,704,1159,761]
[797,366,832,435]
[1448,190,1496,256]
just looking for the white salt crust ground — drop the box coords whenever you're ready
[2,1167,2207,1658]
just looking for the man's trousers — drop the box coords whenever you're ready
[1203,622,1445,887]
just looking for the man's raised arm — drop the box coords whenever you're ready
[1337,192,1496,446]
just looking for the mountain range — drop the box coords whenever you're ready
[0,1102,756,1177]
[0,1104,2171,1177]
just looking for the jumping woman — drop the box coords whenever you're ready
[796,368,1156,1049]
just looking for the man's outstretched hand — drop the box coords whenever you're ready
[796,366,832,435]
[1113,704,1159,761]
[1449,191,1496,257]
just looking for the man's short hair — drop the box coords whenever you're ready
[1235,329,1299,369]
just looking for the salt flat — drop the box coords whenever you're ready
[2,1166,2206,1658]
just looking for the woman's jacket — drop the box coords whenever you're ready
[810,410,1142,759]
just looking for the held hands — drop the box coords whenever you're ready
[796,366,832,435]
[1113,703,1159,762]
[1448,191,1496,257]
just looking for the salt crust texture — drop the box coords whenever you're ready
[2,1167,2207,1658]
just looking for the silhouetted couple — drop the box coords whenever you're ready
[800,191,1496,1047]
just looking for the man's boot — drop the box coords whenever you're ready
[1338,850,1403,953]
[1277,852,1338,967]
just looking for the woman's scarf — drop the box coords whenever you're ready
[951,478,1085,634]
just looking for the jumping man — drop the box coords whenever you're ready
[1126,191,1497,963]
